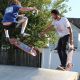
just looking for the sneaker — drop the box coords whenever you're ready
[21,33,30,37]
[19,33,30,41]
[65,63,73,71]
[57,65,66,71]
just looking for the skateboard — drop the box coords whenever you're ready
[9,38,37,56]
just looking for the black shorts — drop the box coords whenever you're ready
[3,23,16,30]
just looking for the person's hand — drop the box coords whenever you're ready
[70,40,74,45]
[70,40,74,48]
[33,7,38,11]
[69,43,74,50]
[39,31,45,38]
[33,7,39,14]
[18,14,25,18]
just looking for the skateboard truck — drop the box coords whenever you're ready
[30,47,37,56]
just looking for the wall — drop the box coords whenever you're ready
[71,23,79,48]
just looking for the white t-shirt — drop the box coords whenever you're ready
[52,17,71,37]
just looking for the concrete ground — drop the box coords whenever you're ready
[0,65,79,80]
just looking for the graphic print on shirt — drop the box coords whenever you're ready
[5,7,13,14]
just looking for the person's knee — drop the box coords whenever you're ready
[3,23,16,30]
[20,17,28,23]
[3,26,10,30]
[24,17,28,22]
[57,46,61,52]
[57,49,61,53]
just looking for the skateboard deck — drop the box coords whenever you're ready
[9,38,37,56]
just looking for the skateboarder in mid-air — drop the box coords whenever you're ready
[40,9,74,71]
[2,0,38,41]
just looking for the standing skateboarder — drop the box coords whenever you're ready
[40,9,74,70]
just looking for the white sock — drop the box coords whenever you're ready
[21,18,28,34]
[21,26,26,34]
[4,29,9,38]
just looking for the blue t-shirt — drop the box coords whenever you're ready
[2,4,22,23]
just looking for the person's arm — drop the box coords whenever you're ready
[40,24,53,36]
[17,14,25,17]
[64,17,74,46]
[19,7,38,12]
[68,27,74,46]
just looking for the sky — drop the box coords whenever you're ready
[64,0,80,18]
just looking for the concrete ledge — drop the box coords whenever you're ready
[38,68,79,80]
[0,65,79,80]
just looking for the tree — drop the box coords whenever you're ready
[51,0,71,15]
[0,0,70,48]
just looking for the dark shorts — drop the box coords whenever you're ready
[3,23,16,30]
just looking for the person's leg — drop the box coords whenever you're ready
[16,16,25,28]
[61,35,69,67]
[57,38,63,66]
[21,17,28,34]
[4,29,9,38]
[61,47,67,67]
[57,38,67,70]
[3,23,16,39]
[3,25,10,39]
[17,16,30,36]
[3,25,10,42]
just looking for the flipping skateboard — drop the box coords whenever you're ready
[9,38,37,56]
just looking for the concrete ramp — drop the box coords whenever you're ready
[0,65,79,80]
